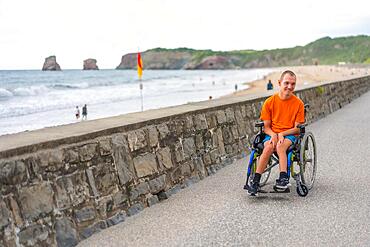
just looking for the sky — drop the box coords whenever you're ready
[0,0,369,69]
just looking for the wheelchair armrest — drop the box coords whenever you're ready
[255,121,264,128]
[297,123,307,129]
[304,103,310,110]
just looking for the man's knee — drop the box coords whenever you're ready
[263,143,274,155]
[276,142,289,153]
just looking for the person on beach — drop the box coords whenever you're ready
[247,70,304,196]
[82,104,87,120]
[75,106,80,120]
[267,79,273,90]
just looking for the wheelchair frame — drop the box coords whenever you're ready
[245,115,317,197]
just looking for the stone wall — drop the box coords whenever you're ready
[1,76,370,247]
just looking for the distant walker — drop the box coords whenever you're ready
[267,79,273,90]
[82,104,88,120]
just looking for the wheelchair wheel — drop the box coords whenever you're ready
[299,132,317,190]
[248,156,271,187]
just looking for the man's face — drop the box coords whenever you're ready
[279,74,296,98]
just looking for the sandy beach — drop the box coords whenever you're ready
[233,65,370,97]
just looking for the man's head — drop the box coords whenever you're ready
[278,70,296,99]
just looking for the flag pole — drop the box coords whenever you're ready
[140,79,143,112]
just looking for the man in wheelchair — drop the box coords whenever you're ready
[246,70,305,196]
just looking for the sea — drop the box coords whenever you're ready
[0,69,276,136]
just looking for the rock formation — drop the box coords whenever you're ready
[42,56,61,71]
[83,58,99,70]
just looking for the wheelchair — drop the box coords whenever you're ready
[244,105,317,197]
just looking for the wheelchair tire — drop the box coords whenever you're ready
[299,131,317,190]
[248,156,271,187]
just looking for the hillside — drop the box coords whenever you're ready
[116,35,370,70]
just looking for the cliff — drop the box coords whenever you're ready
[42,56,61,71]
[116,35,370,70]
[83,58,99,70]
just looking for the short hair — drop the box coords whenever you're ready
[280,70,296,81]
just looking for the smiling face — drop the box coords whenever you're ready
[278,73,296,99]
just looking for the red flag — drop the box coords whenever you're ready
[137,53,143,79]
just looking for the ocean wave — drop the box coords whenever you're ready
[13,85,49,96]
[0,88,13,98]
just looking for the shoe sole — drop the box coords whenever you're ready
[275,183,291,190]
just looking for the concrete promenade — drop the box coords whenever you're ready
[78,91,370,247]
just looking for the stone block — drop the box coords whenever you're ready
[63,148,79,164]
[222,126,234,144]
[18,183,54,221]
[79,143,97,162]
[157,123,170,139]
[127,202,144,216]
[146,125,159,147]
[216,128,226,155]
[203,153,212,166]
[174,142,185,163]
[225,108,235,122]
[129,182,150,201]
[56,172,90,208]
[209,149,220,164]
[38,149,64,171]
[75,206,96,223]
[92,161,119,196]
[205,112,217,129]
[0,160,27,185]
[0,199,11,231]
[183,175,200,187]
[9,196,22,227]
[133,153,158,178]
[99,139,112,156]
[127,129,147,151]
[231,125,239,140]
[194,114,208,130]
[157,184,181,200]
[157,147,173,170]
[112,134,135,185]
[55,218,78,247]
[184,116,195,134]
[195,134,204,151]
[113,191,128,208]
[95,195,114,219]
[80,221,107,240]
[193,157,206,178]
[216,110,227,124]
[147,195,159,207]
[106,212,126,227]
[183,137,196,158]
[148,175,166,194]
[18,224,49,247]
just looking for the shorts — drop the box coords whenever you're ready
[263,134,296,144]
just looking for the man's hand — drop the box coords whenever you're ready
[269,133,278,147]
[278,133,285,144]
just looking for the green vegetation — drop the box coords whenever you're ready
[146,35,370,68]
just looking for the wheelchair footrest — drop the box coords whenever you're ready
[270,186,291,193]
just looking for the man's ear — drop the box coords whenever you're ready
[278,80,281,86]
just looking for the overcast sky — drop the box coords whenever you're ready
[0,0,369,69]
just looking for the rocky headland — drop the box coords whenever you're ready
[83,58,99,70]
[42,56,61,71]
[116,35,370,70]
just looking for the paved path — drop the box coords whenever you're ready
[78,91,370,247]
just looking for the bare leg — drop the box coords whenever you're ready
[256,142,274,174]
[276,139,293,172]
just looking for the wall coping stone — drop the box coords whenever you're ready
[0,75,368,159]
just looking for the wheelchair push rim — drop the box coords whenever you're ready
[247,156,271,187]
[299,131,317,190]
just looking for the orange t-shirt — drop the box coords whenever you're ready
[260,93,305,133]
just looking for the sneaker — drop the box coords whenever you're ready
[275,177,291,190]
[247,181,260,196]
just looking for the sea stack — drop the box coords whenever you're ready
[83,58,99,70]
[42,55,61,71]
